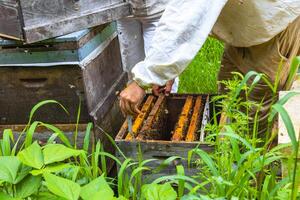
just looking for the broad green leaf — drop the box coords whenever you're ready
[35,192,66,200]
[44,173,80,200]
[80,175,114,200]
[31,163,73,176]
[0,156,21,184]
[16,175,41,198]
[18,141,44,169]
[141,183,177,200]
[43,144,84,165]
[0,192,22,200]
[14,165,31,184]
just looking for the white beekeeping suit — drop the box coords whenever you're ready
[131,0,300,88]
[117,0,179,93]
[119,0,300,135]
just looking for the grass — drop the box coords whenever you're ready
[178,37,224,94]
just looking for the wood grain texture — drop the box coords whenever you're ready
[0,0,23,40]
[20,1,130,43]
[0,66,90,124]
[83,37,126,120]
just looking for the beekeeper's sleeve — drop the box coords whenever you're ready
[132,0,228,87]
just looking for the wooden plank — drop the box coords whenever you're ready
[20,1,131,43]
[0,24,115,66]
[0,0,23,40]
[0,66,90,124]
[83,37,127,121]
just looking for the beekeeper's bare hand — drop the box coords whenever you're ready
[152,79,175,96]
[119,81,146,116]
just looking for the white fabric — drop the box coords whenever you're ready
[132,0,227,87]
[212,0,300,47]
[129,0,168,18]
[132,0,300,87]
[117,16,179,92]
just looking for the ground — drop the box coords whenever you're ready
[178,37,224,94]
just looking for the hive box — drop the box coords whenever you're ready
[0,0,130,43]
[0,23,126,153]
[115,94,214,181]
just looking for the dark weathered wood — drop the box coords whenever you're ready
[0,66,90,124]
[20,1,131,43]
[83,37,127,120]
[0,0,23,40]
[115,94,214,182]
[115,139,214,182]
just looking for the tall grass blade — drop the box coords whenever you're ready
[176,165,185,198]
[25,121,40,148]
[268,92,299,122]
[118,159,132,197]
[153,156,182,173]
[41,123,71,147]
[271,104,297,151]
[100,144,107,177]
[95,124,127,159]
[189,148,218,177]
[74,98,82,149]
[1,129,14,156]
[28,100,69,126]
[285,56,300,90]
[92,141,101,178]
[83,123,93,152]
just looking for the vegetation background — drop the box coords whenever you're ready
[179,37,224,94]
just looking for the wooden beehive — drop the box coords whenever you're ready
[0,23,126,154]
[0,0,131,43]
[115,94,214,181]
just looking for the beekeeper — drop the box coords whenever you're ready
[117,0,178,95]
[119,0,300,134]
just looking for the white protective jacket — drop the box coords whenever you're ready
[129,0,168,18]
[131,0,300,88]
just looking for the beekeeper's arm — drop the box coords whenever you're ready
[132,0,228,88]
[120,0,228,115]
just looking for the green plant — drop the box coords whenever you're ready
[1,57,300,199]
[184,65,300,199]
